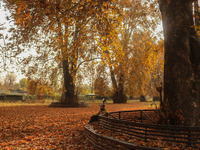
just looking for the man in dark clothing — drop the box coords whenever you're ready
[88,104,108,124]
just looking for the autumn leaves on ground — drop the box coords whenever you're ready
[0,102,154,149]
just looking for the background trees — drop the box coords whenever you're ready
[98,0,162,102]
[93,65,111,97]
[19,78,27,90]
[0,23,17,72]
[26,77,54,97]
[125,35,164,98]
[2,0,164,104]
[3,0,123,105]
[4,72,16,87]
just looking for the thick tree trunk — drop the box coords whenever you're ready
[57,17,77,106]
[59,22,79,106]
[159,0,200,126]
[111,72,127,103]
[62,59,78,106]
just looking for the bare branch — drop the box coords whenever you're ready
[75,57,102,74]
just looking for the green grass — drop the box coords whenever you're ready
[79,99,113,103]
[0,102,46,107]
[0,99,160,109]
[0,99,59,107]
[79,99,160,108]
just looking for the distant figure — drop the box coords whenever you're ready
[102,98,107,105]
[88,103,108,124]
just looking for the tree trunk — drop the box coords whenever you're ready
[62,59,78,106]
[111,72,127,103]
[59,22,79,106]
[159,0,200,126]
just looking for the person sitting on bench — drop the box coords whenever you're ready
[88,103,108,124]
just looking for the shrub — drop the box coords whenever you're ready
[153,96,160,101]
[139,95,146,102]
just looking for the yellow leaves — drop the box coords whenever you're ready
[26,78,54,96]
[68,34,72,38]
[24,13,30,21]
[101,45,109,52]
[67,18,71,22]
[150,3,154,10]
[100,60,106,66]
[94,25,98,31]
[16,1,28,14]
[16,18,22,25]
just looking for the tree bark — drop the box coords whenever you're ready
[159,0,200,126]
[62,59,78,106]
[57,18,78,106]
[111,71,127,103]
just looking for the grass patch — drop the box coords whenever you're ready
[0,99,59,107]
[0,99,159,109]
[79,99,113,104]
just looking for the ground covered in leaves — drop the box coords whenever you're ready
[92,124,193,150]
[0,102,152,149]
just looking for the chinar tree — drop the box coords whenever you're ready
[98,0,161,103]
[3,0,121,106]
[159,0,200,126]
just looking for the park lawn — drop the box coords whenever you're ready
[0,102,157,149]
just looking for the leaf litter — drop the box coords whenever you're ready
[0,102,155,149]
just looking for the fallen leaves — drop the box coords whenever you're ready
[0,105,91,149]
[0,102,149,149]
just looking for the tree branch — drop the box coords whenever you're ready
[75,57,102,73]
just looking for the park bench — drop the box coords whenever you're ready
[84,125,160,150]
[85,109,200,149]
[79,102,89,107]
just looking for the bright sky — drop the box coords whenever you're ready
[0,1,26,82]
[0,2,8,33]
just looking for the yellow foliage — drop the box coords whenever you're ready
[4,0,162,99]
